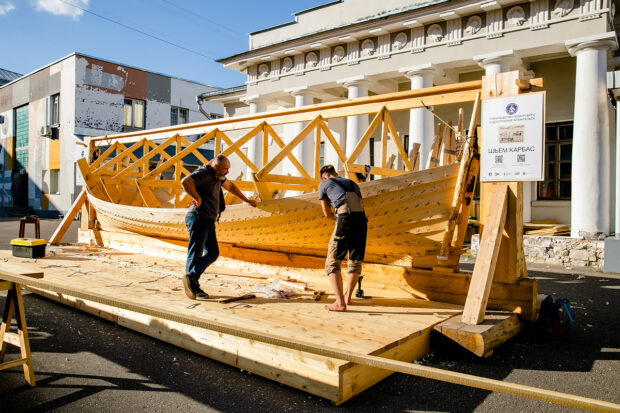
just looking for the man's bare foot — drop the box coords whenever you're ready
[324,302,346,312]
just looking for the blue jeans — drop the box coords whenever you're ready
[185,212,219,280]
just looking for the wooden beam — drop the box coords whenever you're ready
[91,81,484,145]
[260,123,313,180]
[314,125,321,179]
[91,139,146,176]
[347,108,384,164]
[319,122,347,163]
[434,312,524,357]
[409,143,421,172]
[112,135,180,180]
[384,110,413,171]
[49,188,87,245]
[426,124,444,169]
[462,184,509,325]
[218,131,259,173]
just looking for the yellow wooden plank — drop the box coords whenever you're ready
[347,108,384,164]
[49,188,87,245]
[256,118,320,180]
[384,110,412,171]
[462,184,508,325]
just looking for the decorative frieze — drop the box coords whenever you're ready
[347,40,359,65]
[553,0,574,17]
[305,51,319,69]
[464,15,483,36]
[446,18,462,46]
[427,23,444,43]
[506,5,527,26]
[530,0,550,30]
[360,38,377,57]
[270,59,280,80]
[332,45,346,63]
[580,0,602,19]
[377,33,391,59]
[281,56,293,74]
[486,8,504,38]
[411,27,425,52]
[319,47,330,70]
[294,54,304,75]
[244,0,608,85]
[247,65,257,85]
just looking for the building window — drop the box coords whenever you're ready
[538,122,572,200]
[369,137,375,166]
[50,169,59,194]
[50,94,60,125]
[319,141,325,168]
[171,107,188,125]
[123,98,145,130]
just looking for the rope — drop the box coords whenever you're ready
[2,270,618,412]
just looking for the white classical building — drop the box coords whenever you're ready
[208,0,619,242]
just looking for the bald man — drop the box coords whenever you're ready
[181,154,256,299]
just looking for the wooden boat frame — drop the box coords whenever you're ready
[40,72,549,404]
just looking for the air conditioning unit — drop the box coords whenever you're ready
[40,125,51,136]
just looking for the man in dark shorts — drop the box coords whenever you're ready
[181,154,257,299]
[318,165,368,312]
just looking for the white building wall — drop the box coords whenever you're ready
[170,78,222,123]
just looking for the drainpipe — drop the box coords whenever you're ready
[196,96,212,120]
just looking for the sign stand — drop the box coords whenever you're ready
[462,72,543,325]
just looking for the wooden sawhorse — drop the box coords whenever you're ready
[0,281,35,386]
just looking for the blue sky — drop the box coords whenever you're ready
[0,0,328,88]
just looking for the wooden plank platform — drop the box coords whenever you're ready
[0,246,466,404]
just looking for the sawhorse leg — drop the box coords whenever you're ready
[0,281,36,386]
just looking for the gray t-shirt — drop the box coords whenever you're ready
[318,177,362,208]
[188,164,227,220]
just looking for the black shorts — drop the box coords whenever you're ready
[325,212,367,274]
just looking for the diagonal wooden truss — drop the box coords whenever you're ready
[78,80,484,209]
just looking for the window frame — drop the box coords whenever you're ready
[50,93,60,126]
[123,98,146,131]
[537,121,572,201]
[170,106,189,126]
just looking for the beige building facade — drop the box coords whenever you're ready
[211,0,619,240]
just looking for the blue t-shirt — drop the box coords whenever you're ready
[318,177,361,208]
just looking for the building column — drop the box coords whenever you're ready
[337,76,370,165]
[240,95,266,173]
[474,50,534,223]
[399,64,436,169]
[566,33,617,239]
[284,86,315,178]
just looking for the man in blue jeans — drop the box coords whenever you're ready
[181,154,256,299]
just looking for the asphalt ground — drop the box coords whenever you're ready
[0,218,618,412]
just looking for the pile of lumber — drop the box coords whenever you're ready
[523,220,570,236]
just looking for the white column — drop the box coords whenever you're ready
[337,76,370,165]
[474,50,534,222]
[284,86,315,177]
[566,33,617,239]
[399,64,436,169]
[240,95,266,173]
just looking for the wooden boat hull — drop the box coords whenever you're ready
[89,163,460,268]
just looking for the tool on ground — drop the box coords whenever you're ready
[313,291,325,301]
[355,276,370,298]
[219,294,256,304]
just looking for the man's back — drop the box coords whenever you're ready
[318,176,362,209]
